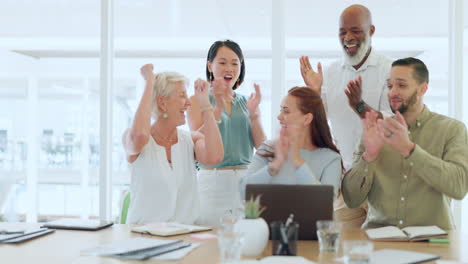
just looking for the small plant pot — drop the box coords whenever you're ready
[235,217,269,257]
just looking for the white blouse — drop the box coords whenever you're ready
[127,129,199,224]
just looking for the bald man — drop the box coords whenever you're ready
[300,5,392,227]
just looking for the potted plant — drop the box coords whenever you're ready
[235,194,269,257]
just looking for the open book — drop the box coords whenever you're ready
[366,225,447,241]
[131,223,211,237]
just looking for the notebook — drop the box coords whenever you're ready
[82,237,193,260]
[113,240,192,260]
[366,225,447,241]
[371,249,440,263]
[41,219,113,231]
[241,256,316,264]
[131,223,211,237]
[245,184,334,240]
[0,228,55,243]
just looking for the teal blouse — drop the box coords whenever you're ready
[198,92,255,169]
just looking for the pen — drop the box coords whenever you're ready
[285,214,294,234]
[276,224,290,255]
[276,214,294,255]
[0,230,25,235]
[429,238,449,243]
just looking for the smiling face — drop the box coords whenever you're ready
[207,46,241,90]
[339,7,374,65]
[161,81,191,127]
[387,66,425,114]
[277,95,312,132]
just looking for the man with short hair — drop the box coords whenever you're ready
[342,57,468,229]
[300,4,392,227]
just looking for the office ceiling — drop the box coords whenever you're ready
[0,0,465,100]
[0,0,465,39]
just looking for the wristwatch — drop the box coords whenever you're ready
[356,101,366,114]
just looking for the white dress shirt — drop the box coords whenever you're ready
[323,49,392,169]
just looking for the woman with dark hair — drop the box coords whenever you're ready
[188,40,266,225]
[241,87,343,199]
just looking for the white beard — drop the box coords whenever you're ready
[344,35,372,66]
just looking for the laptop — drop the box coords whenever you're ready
[41,219,114,231]
[245,184,334,240]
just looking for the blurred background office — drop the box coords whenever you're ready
[0,0,466,232]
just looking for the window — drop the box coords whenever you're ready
[0,0,466,231]
[0,0,100,221]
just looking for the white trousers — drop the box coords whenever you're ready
[197,168,246,226]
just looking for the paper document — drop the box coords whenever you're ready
[153,243,200,260]
[132,222,211,237]
[81,237,178,256]
[371,249,439,264]
[81,237,198,260]
[238,256,316,264]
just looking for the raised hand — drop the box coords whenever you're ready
[211,79,231,97]
[140,64,155,81]
[299,56,323,92]
[362,110,384,162]
[211,79,231,110]
[193,78,211,108]
[247,83,262,116]
[377,111,415,157]
[345,75,363,109]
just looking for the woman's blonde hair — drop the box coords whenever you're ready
[151,71,189,120]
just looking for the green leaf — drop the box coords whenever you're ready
[244,194,266,219]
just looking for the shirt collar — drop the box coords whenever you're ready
[340,47,378,71]
[410,105,431,129]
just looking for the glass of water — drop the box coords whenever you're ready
[343,240,374,264]
[219,207,244,231]
[316,220,342,253]
[218,230,244,264]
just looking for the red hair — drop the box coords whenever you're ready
[259,87,344,173]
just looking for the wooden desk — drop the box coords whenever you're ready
[0,223,467,263]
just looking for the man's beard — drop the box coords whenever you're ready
[391,91,418,114]
[344,34,371,66]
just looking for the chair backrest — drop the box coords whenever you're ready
[120,191,131,224]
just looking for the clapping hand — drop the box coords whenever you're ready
[247,83,262,117]
[345,75,363,109]
[299,56,323,92]
[211,79,231,110]
[362,110,384,162]
[272,127,289,167]
[377,111,415,158]
[284,123,305,168]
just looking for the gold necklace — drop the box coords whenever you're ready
[153,128,177,146]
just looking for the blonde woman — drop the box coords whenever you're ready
[124,64,223,224]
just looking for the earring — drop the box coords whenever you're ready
[209,72,214,81]
[236,79,240,88]
[163,113,168,119]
